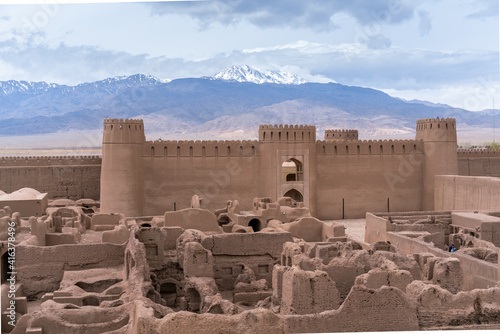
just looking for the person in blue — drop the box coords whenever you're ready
[449,244,456,252]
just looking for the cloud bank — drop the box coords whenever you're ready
[150,0,424,31]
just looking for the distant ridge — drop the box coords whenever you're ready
[0,68,498,144]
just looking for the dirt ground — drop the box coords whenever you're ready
[324,219,366,243]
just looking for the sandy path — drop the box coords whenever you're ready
[324,218,366,243]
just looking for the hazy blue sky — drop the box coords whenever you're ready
[0,0,498,110]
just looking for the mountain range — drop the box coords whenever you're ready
[0,65,498,147]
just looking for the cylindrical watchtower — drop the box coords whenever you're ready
[416,117,458,210]
[100,118,145,217]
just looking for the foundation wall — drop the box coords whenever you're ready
[434,175,500,211]
[0,156,101,200]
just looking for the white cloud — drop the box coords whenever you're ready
[0,30,497,113]
[382,81,500,111]
[362,33,392,49]
[242,40,361,55]
[466,0,499,19]
[149,0,425,32]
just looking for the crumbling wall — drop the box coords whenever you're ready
[91,213,124,231]
[355,268,414,292]
[11,300,132,334]
[365,211,451,245]
[135,284,419,333]
[174,230,243,314]
[201,232,293,290]
[135,227,166,270]
[451,212,500,246]
[137,308,285,334]
[16,243,125,298]
[280,240,422,303]
[280,266,340,314]
[284,285,419,333]
[102,225,129,244]
[407,281,500,329]
[387,231,498,290]
[164,208,223,233]
[280,217,344,242]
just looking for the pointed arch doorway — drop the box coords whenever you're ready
[283,188,303,202]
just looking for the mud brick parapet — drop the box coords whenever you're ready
[324,129,358,141]
[0,156,101,167]
[258,124,316,142]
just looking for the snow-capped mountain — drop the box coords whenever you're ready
[211,65,306,85]
[81,74,169,90]
[0,74,168,96]
[0,80,63,95]
[0,71,499,145]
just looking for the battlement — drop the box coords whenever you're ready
[0,155,102,167]
[415,117,457,142]
[103,118,145,144]
[416,117,456,124]
[259,124,316,130]
[325,129,358,132]
[144,140,259,157]
[316,139,424,156]
[457,148,500,157]
[324,129,358,141]
[258,124,316,143]
[104,118,144,124]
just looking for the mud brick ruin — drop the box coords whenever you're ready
[1,117,500,333]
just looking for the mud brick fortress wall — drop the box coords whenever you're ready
[2,117,500,220]
[0,156,101,200]
[457,148,500,177]
[100,117,472,219]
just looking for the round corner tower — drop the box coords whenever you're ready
[324,129,358,141]
[416,117,458,210]
[101,118,145,217]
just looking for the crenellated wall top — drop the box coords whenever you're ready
[317,139,422,145]
[259,124,316,130]
[0,155,102,166]
[104,118,144,124]
[325,129,358,133]
[144,139,259,145]
[457,148,500,156]
[316,139,424,155]
[416,117,456,124]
